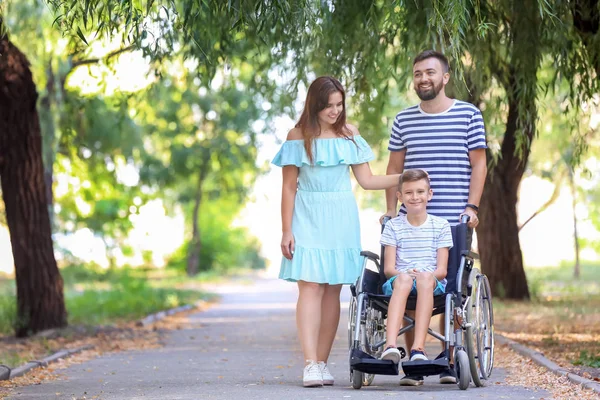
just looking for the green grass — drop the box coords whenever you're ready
[574,350,600,368]
[0,265,217,335]
[525,261,600,300]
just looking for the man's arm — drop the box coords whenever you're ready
[462,148,487,227]
[385,150,406,215]
[467,148,487,207]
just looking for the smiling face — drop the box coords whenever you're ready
[413,57,449,101]
[317,91,344,128]
[398,178,433,215]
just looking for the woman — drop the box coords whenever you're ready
[272,76,400,387]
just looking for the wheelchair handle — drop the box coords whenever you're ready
[460,214,470,224]
[381,215,392,233]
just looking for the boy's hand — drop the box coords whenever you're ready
[408,269,419,280]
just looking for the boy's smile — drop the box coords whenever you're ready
[398,179,433,216]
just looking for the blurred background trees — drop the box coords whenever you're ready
[0,0,599,335]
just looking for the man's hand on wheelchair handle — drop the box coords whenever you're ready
[460,207,479,228]
[379,210,396,224]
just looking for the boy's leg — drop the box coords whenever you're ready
[403,311,415,352]
[412,273,435,353]
[384,274,413,350]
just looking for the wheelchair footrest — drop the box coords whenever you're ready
[350,348,399,376]
[401,356,449,377]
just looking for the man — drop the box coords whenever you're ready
[382,50,487,385]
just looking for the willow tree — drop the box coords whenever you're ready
[38,0,600,299]
[0,18,67,336]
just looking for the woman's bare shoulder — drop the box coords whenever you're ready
[286,127,303,140]
[345,123,360,136]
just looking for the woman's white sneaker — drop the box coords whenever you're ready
[318,361,334,385]
[303,361,323,387]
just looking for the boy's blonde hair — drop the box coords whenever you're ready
[398,169,430,191]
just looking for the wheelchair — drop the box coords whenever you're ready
[348,215,494,390]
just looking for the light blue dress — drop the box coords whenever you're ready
[272,136,375,284]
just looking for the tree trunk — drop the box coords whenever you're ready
[477,1,540,300]
[569,168,581,279]
[477,98,531,300]
[478,166,530,299]
[0,33,67,336]
[39,60,58,229]
[186,169,206,276]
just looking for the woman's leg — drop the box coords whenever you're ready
[412,273,435,350]
[385,274,413,348]
[297,281,325,362]
[316,284,342,362]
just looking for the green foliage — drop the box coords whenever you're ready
[573,351,600,368]
[0,266,209,334]
[66,275,197,326]
[0,283,16,335]
[166,199,265,273]
[53,93,148,262]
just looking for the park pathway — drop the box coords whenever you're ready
[10,277,551,399]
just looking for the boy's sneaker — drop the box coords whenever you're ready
[399,374,424,386]
[303,361,323,387]
[381,346,402,364]
[439,368,457,384]
[409,349,428,361]
[318,361,334,385]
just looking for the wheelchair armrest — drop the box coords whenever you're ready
[360,250,379,261]
[460,250,479,260]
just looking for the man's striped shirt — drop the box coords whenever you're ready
[389,100,487,226]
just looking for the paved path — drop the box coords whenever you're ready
[10,278,551,399]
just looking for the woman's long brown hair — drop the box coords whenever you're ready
[295,76,353,164]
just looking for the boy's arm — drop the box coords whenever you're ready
[432,220,452,280]
[383,246,398,278]
[433,247,449,281]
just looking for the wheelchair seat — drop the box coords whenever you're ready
[349,216,493,391]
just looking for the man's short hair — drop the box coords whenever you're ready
[398,169,431,191]
[413,50,450,73]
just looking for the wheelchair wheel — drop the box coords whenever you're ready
[477,275,495,379]
[347,296,384,388]
[465,270,495,386]
[465,268,483,387]
[351,369,364,389]
[455,349,470,390]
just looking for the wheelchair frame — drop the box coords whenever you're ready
[348,215,494,390]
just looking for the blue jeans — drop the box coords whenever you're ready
[382,274,445,296]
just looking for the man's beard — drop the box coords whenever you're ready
[415,80,444,101]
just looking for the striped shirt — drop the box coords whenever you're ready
[389,100,487,226]
[380,214,453,286]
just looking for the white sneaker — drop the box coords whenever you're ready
[303,361,323,387]
[318,361,334,385]
[381,346,401,364]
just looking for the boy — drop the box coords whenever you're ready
[379,169,453,380]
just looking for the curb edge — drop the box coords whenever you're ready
[136,303,197,327]
[496,333,600,395]
[7,344,95,380]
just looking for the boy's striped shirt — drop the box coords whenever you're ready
[380,214,453,286]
